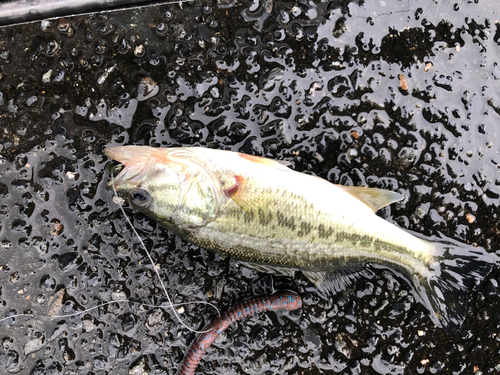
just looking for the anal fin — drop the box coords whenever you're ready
[302,266,374,294]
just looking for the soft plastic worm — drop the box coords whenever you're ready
[177,292,302,375]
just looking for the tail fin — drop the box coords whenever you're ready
[415,235,498,332]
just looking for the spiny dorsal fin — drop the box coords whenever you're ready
[276,159,292,167]
[341,186,404,212]
[238,153,291,170]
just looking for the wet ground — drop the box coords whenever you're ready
[1,0,500,373]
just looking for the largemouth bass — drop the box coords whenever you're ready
[105,145,496,331]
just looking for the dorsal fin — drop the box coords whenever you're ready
[341,186,404,212]
[238,153,291,170]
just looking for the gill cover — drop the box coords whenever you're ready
[105,146,225,228]
[166,148,226,228]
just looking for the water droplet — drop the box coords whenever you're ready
[156,22,168,35]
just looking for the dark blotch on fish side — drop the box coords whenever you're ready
[243,210,255,223]
[297,221,313,237]
[177,292,302,375]
[276,211,296,231]
[257,208,273,226]
[317,224,334,239]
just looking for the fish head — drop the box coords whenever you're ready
[105,146,224,229]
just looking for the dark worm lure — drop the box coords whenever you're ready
[177,292,302,375]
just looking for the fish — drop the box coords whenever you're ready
[104,145,497,332]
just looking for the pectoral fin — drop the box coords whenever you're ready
[223,174,262,212]
[341,186,404,212]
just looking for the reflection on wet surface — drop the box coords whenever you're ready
[0,0,499,373]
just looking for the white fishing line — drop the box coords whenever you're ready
[52,299,221,319]
[110,170,219,333]
[0,299,220,322]
[0,314,28,323]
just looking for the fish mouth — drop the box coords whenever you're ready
[105,146,153,190]
[104,145,151,164]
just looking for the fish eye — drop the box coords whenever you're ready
[129,189,151,208]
